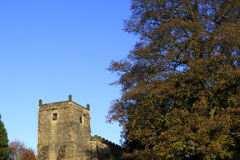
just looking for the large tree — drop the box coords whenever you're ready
[0,115,9,160]
[107,0,240,159]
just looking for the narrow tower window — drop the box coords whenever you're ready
[80,116,82,123]
[52,113,57,120]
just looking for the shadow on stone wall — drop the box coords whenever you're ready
[85,144,122,160]
[38,146,49,160]
[56,145,66,160]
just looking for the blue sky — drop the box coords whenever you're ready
[0,0,138,152]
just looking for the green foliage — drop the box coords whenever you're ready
[107,0,240,159]
[0,115,9,160]
[16,154,21,160]
[110,155,116,160]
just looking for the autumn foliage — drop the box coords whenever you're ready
[107,0,240,160]
[9,140,36,160]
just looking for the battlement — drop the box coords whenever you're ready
[38,94,90,112]
[90,135,122,150]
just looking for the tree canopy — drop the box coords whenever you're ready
[9,139,36,160]
[0,115,9,160]
[107,0,240,159]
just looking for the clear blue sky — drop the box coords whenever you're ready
[0,0,138,152]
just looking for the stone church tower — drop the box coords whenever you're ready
[37,95,122,160]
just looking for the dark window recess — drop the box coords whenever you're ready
[80,116,82,123]
[84,114,86,116]
[53,113,57,120]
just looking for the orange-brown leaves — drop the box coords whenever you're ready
[107,0,240,159]
[9,139,36,160]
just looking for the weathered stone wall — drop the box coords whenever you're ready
[90,136,123,160]
[37,95,123,160]
[37,98,91,160]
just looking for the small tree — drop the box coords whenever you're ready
[16,154,21,160]
[0,115,9,160]
[9,140,35,160]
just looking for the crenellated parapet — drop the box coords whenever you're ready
[90,135,123,150]
[38,95,90,111]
